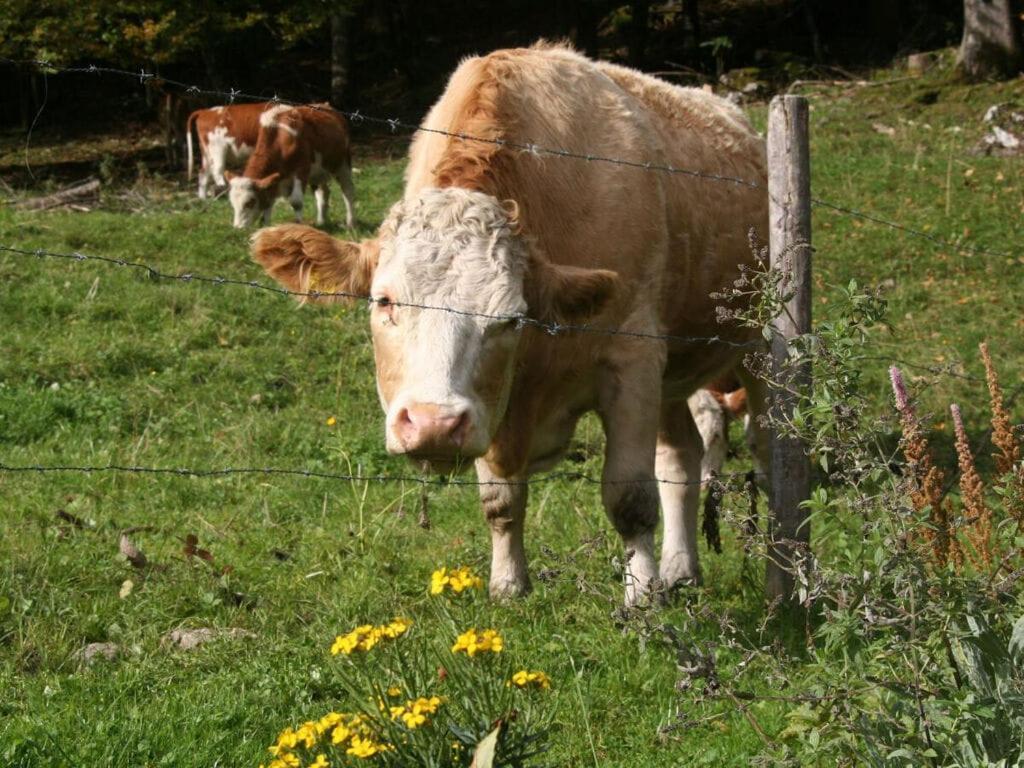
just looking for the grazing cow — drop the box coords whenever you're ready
[226,104,356,230]
[186,102,271,198]
[249,44,769,604]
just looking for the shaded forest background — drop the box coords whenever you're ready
[1,0,970,133]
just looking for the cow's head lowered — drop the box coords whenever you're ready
[251,187,618,471]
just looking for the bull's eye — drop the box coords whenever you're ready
[374,295,396,324]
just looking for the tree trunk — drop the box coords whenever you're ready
[685,0,701,49]
[629,0,649,68]
[958,0,1023,80]
[330,9,352,108]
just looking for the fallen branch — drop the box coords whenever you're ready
[16,178,100,211]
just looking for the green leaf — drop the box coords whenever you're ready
[1009,614,1024,665]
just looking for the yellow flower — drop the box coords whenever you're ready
[270,728,299,756]
[326,416,337,426]
[347,734,389,758]
[331,722,352,745]
[317,712,343,734]
[451,628,503,657]
[510,669,551,689]
[330,619,411,656]
[430,566,483,596]
[295,721,318,749]
[268,755,300,768]
[386,686,402,697]
[379,617,411,639]
[310,755,330,768]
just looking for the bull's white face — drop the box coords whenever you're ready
[371,188,528,467]
[229,177,263,228]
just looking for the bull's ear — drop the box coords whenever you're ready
[255,172,281,190]
[250,224,378,304]
[525,258,619,324]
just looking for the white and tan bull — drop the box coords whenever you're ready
[227,104,355,230]
[250,44,769,605]
[186,102,270,198]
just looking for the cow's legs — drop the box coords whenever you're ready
[336,164,356,229]
[261,208,271,226]
[197,162,211,199]
[657,399,704,588]
[600,364,663,605]
[314,184,329,227]
[289,178,304,222]
[476,458,530,598]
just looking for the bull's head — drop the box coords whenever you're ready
[226,171,282,228]
[251,187,617,471]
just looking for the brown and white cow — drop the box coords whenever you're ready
[226,104,356,230]
[186,102,271,198]
[249,44,769,605]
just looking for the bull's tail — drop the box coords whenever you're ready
[186,110,200,181]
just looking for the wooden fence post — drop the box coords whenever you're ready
[766,95,812,603]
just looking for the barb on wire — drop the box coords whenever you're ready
[0,461,762,488]
[3,57,1018,263]
[0,243,761,348]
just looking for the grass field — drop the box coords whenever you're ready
[1,57,1023,766]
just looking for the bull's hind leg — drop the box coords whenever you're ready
[289,178,305,222]
[314,183,329,227]
[599,364,663,605]
[476,459,531,598]
[336,163,356,229]
[657,399,705,588]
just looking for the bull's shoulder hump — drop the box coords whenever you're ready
[595,61,761,143]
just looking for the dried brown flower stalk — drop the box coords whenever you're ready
[979,342,1020,475]
[890,366,950,567]
[951,404,993,569]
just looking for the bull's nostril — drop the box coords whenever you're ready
[396,407,413,428]
[449,411,471,447]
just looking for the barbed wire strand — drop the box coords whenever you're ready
[0,243,760,348]
[3,58,1020,262]
[0,462,760,488]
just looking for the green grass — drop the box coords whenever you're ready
[1,56,1023,766]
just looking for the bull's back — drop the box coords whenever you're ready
[296,107,351,170]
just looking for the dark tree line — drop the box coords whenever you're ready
[0,0,1019,132]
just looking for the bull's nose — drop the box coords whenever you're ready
[394,403,471,453]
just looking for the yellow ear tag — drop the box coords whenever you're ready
[306,272,337,296]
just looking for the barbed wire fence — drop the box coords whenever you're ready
[0,57,1019,506]
[1,57,1020,262]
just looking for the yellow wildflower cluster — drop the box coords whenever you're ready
[509,670,551,690]
[330,618,411,656]
[387,695,444,730]
[451,628,503,657]
[430,566,483,596]
[262,711,392,767]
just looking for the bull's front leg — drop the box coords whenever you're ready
[476,458,530,599]
[656,400,704,588]
[599,361,663,605]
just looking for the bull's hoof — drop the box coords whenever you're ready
[489,576,531,600]
[659,557,703,591]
